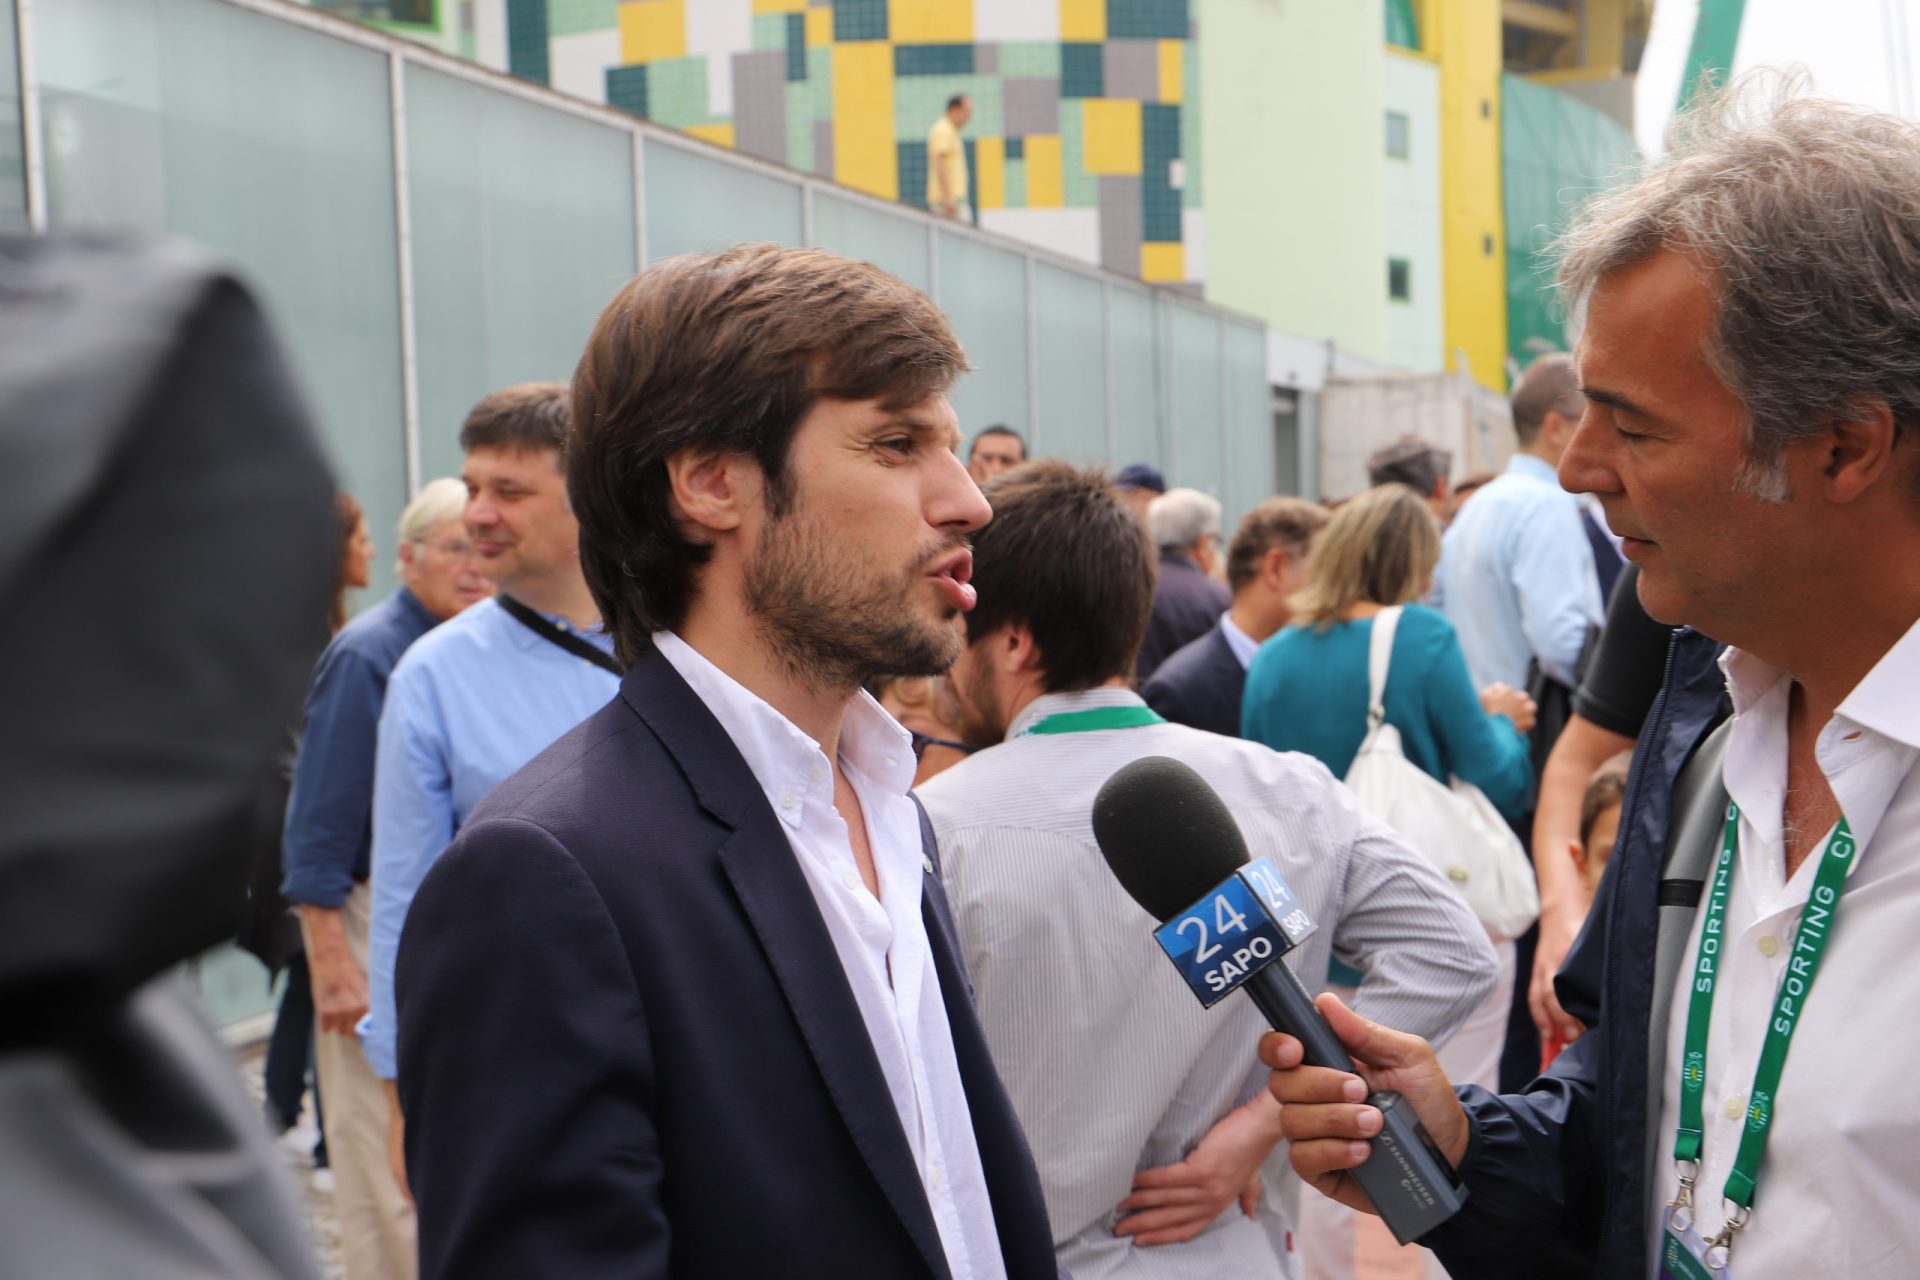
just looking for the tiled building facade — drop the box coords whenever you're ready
[492,0,1203,286]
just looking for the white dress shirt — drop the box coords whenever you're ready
[918,687,1495,1279]
[1651,622,1920,1278]
[1218,611,1260,671]
[653,632,1006,1280]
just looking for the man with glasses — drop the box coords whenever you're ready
[281,476,492,1280]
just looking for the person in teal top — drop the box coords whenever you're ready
[1242,483,1536,819]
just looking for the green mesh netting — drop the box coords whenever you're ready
[1501,73,1639,369]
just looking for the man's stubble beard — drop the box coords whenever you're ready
[743,507,964,694]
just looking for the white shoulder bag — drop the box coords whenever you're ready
[1342,607,1540,942]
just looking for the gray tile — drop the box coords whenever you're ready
[732,51,788,165]
[1103,39,1160,102]
[974,43,999,75]
[1099,175,1143,276]
[1003,77,1060,137]
[814,119,835,178]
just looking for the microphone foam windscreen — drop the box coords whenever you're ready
[1091,756,1251,922]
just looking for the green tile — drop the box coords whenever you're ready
[753,12,790,51]
[646,56,711,128]
[1059,98,1097,207]
[998,41,1061,79]
[890,73,1002,140]
[807,47,834,112]
[547,0,617,38]
[785,81,815,171]
[1003,155,1027,207]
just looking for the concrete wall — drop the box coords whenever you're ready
[1198,0,1387,362]
[1382,50,1443,372]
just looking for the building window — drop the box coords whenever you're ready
[1388,258,1412,302]
[1385,111,1410,160]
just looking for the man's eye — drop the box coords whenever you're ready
[879,437,914,454]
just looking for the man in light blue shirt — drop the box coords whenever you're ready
[360,383,620,1184]
[1439,353,1604,691]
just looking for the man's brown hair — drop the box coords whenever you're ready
[965,460,1156,691]
[1510,352,1585,446]
[569,243,969,666]
[458,381,571,457]
[1225,497,1329,593]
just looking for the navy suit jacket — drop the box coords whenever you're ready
[1135,553,1231,679]
[396,650,1059,1279]
[1140,622,1246,739]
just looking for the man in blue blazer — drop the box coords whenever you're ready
[395,244,1058,1279]
[1141,497,1325,738]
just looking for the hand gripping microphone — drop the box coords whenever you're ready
[1091,755,1467,1246]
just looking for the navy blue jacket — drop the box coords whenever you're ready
[396,650,1059,1279]
[1136,553,1231,679]
[1423,626,1727,1277]
[1141,622,1245,739]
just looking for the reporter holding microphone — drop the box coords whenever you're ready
[1263,76,1920,1280]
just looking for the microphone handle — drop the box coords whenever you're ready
[1242,959,1469,1247]
[1242,957,1357,1071]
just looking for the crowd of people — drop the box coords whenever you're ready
[247,77,1920,1280]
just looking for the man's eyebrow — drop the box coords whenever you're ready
[874,414,956,443]
[1579,385,1655,419]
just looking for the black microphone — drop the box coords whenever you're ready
[1091,755,1467,1246]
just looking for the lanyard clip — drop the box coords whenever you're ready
[1665,1161,1698,1233]
[1701,1201,1751,1273]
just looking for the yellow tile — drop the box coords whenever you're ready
[1060,0,1105,41]
[889,0,973,42]
[751,0,807,11]
[1025,134,1063,207]
[974,136,1005,210]
[685,122,736,148]
[619,0,686,62]
[1158,39,1183,103]
[1081,98,1142,175]
[805,5,833,45]
[1140,242,1184,282]
[832,43,898,200]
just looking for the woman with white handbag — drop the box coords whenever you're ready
[1242,484,1537,1279]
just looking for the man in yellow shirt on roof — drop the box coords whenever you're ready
[927,94,971,220]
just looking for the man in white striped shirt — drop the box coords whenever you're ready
[919,461,1495,1279]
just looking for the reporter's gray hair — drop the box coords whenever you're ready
[398,477,469,545]
[1146,487,1222,551]
[1555,71,1920,500]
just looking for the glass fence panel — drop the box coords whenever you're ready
[937,230,1029,439]
[1033,263,1106,464]
[1169,303,1224,500]
[645,137,802,260]
[1110,284,1161,472]
[811,192,930,293]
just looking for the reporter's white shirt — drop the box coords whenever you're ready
[654,632,1005,1280]
[1651,622,1920,1278]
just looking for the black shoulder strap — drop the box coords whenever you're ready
[496,595,622,676]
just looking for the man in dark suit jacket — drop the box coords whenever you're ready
[1143,496,1327,736]
[1135,487,1231,678]
[396,244,1057,1279]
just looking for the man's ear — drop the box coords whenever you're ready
[1259,546,1290,590]
[1819,398,1900,505]
[1000,621,1045,676]
[666,447,755,534]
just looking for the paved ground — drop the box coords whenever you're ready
[237,1041,346,1279]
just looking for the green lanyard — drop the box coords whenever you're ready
[1670,799,1858,1258]
[1015,705,1166,736]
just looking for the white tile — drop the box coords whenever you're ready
[687,0,754,118]
[472,0,508,72]
[1181,208,1206,282]
[979,208,1100,267]
[974,0,1059,42]
[549,28,622,104]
